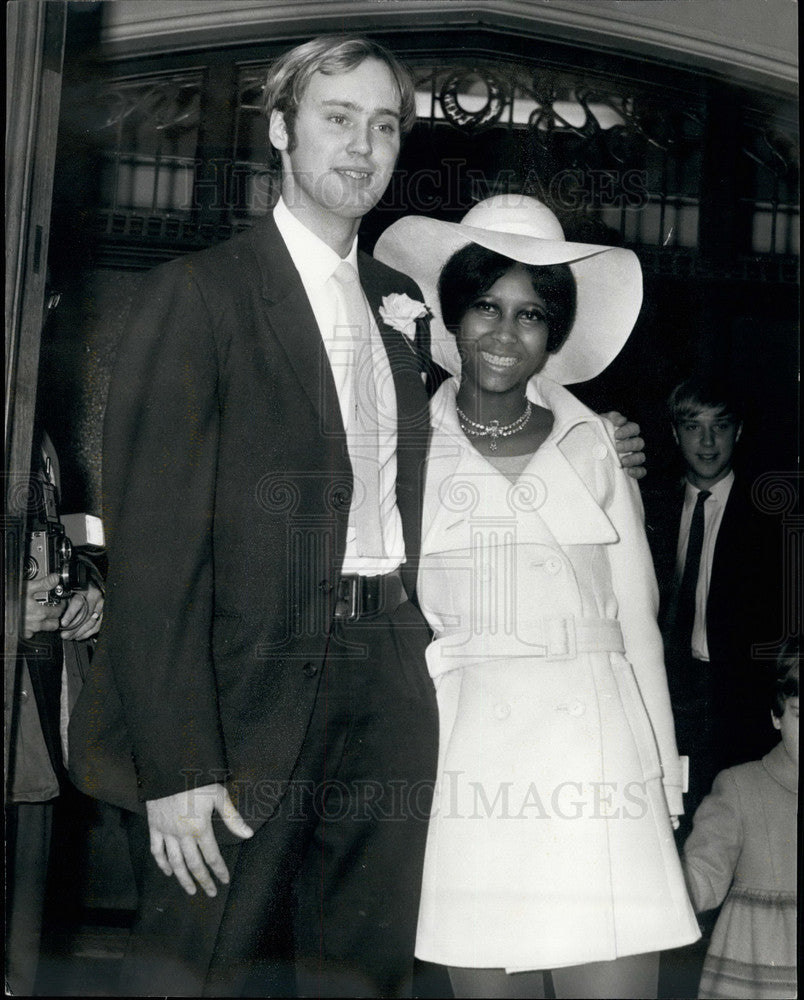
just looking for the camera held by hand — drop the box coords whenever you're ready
[24,473,103,605]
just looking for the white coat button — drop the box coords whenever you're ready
[592,442,608,461]
[544,557,562,575]
[493,703,511,720]
[568,700,585,716]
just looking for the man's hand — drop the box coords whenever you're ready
[146,783,254,897]
[60,582,104,640]
[22,573,65,639]
[602,410,647,480]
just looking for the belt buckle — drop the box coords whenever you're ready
[336,575,362,622]
[535,617,576,660]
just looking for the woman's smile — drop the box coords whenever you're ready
[456,264,551,398]
[480,350,520,368]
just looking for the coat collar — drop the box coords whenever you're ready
[427,375,619,546]
[762,741,798,794]
[430,371,614,447]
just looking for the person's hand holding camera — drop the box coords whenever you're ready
[60,581,104,641]
[22,573,65,639]
[22,576,104,641]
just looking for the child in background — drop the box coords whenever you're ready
[683,642,799,999]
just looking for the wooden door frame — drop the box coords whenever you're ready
[5,0,67,787]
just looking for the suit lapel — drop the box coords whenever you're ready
[359,254,431,591]
[358,253,431,445]
[249,216,344,435]
[249,224,426,430]
[243,225,431,584]
[359,254,426,408]
[709,482,740,599]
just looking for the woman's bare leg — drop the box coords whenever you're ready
[552,951,659,999]
[448,966,548,999]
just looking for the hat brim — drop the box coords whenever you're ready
[373,216,643,385]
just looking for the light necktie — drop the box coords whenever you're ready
[674,489,711,657]
[331,261,385,559]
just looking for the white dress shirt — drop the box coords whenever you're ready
[675,471,734,661]
[272,198,404,574]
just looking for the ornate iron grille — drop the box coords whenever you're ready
[230,60,709,248]
[85,53,798,278]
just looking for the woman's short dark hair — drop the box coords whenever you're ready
[438,244,577,353]
[772,640,800,718]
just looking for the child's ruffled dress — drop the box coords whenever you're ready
[684,742,798,999]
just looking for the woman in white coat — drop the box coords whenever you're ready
[374,197,700,999]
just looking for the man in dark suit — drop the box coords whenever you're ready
[69,34,647,997]
[645,376,780,836]
[68,36,440,998]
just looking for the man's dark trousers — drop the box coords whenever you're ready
[120,601,438,998]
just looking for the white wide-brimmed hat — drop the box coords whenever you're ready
[373,194,643,385]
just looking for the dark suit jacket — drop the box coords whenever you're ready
[68,215,433,816]
[646,475,780,667]
[644,474,781,759]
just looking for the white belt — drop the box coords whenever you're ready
[427,616,625,677]
[538,616,625,659]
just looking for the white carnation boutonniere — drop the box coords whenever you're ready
[379,293,431,347]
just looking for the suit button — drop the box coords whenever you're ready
[302,662,319,678]
[493,702,511,720]
[318,579,333,593]
[544,557,562,575]
[592,442,608,461]
[20,688,29,703]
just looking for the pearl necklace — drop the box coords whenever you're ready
[456,401,532,451]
